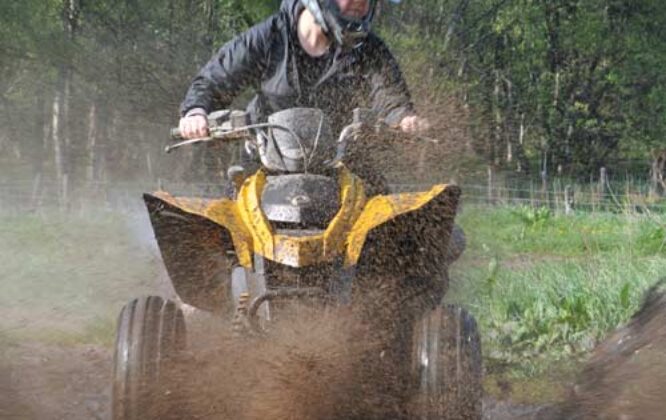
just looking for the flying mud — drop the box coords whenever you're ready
[557,279,666,420]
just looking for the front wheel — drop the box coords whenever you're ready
[411,304,483,420]
[112,296,187,420]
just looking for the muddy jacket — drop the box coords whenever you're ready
[180,0,414,131]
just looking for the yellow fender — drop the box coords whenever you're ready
[345,184,450,267]
[150,168,458,269]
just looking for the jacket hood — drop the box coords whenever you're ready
[280,0,304,31]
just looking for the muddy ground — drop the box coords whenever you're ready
[2,282,664,420]
[0,301,549,420]
[0,341,110,420]
[0,339,554,420]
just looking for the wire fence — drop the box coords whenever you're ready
[2,172,665,217]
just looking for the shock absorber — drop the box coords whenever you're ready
[232,292,251,336]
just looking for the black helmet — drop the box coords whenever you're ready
[300,0,378,49]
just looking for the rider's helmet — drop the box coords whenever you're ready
[300,0,378,49]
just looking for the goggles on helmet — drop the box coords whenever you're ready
[301,0,378,49]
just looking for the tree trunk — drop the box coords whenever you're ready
[51,80,65,184]
[543,3,562,176]
[30,94,47,175]
[493,70,502,166]
[505,77,514,165]
[650,149,666,197]
[87,102,98,182]
[51,0,79,204]
[517,113,526,173]
[443,0,470,52]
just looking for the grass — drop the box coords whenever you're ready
[459,205,666,257]
[0,209,159,347]
[447,205,666,401]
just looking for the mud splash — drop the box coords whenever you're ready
[5,278,666,420]
[556,279,666,420]
[162,304,401,420]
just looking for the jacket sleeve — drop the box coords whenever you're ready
[179,18,275,116]
[367,38,415,126]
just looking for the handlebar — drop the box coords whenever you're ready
[165,122,305,154]
[169,127,185,141]
[165,127,248,153]
[167,108,436,155]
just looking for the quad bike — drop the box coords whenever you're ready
[112,108,482,419]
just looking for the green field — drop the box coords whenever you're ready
[0,210,159,346]
[447,205,666,401]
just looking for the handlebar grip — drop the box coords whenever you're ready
[170,128,184,141]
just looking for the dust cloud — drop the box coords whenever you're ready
[159,303,411,420]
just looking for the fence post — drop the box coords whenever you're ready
[554,178,560,213]
[530,180,535,207]
[60,173,69,212]
[599,167,607,194]
[487,165,495,205]
[30,172,42,210]
[599,167,608,210]
[541,169,548,207]
[565,185,574,215]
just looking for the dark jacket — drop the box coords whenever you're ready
[180,0,414,131]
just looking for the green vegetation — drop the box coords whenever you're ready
[384,0,666,176]
[0,211,158,346]
[3,1,666,187]
[448,205,666,397]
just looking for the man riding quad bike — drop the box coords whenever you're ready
[178,0,429,143]
[112,1,482,419]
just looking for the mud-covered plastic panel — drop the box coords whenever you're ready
[261,174,339,227]
[144,194,236,311]
[355,186,461,297]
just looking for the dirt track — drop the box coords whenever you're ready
[0,342,111,420]
[0,339,553,420]
[3,280,665,420]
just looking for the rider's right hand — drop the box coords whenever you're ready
[178,114,209,139]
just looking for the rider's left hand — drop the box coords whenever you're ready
[400,115,431,134]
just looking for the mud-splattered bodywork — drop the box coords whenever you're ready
[144,166,460,311]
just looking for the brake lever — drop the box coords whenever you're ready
[165,136,214,153]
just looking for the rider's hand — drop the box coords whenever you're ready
[179,110,209,139]
[400,115,431,134]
